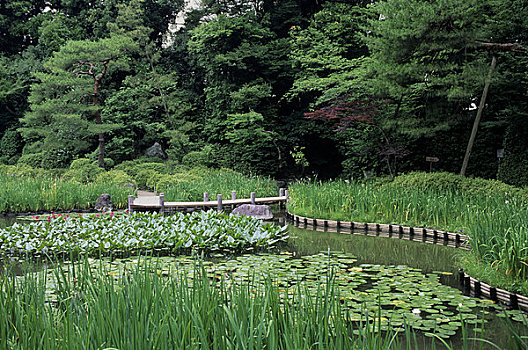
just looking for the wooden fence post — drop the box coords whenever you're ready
[279,188,285,209]
[250,192,256,205]
[217,194,223,212]
[128,195,134,213]
[231,191,237,200]
[204,192,209,202]
[159,193,165,214]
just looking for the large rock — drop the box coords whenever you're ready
[95,193,113,212]
[145,142,167,159]
[232,204,273,220]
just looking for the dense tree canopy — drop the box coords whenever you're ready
[1,0,527,183]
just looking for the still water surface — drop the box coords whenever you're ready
[0,214,525,348]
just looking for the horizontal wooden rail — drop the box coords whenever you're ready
[128,189,289,213]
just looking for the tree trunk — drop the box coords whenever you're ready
[460,55,497,177]
[93,79,105,168]
[98,132,105,168]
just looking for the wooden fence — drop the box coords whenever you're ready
[128,189,288,213]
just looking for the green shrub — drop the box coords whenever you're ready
[391,171,528,202]
[18,152,44,168]
[0,164,51,178]
[0,128,22,160]
[498,153,528,188]
[69,158,93,169]
[155,172,203,192]
[115,159,173,178]
[182,149,215,168]
[135,169,164,190]
[391,172,465,191]
[95,170,134,185]
[40,148,73,169]
[62,158,103,183]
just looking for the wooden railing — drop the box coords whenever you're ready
[128,189,289,213]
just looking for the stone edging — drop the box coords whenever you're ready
[285,210,528,311]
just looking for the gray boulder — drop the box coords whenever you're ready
[145,142,167,159]
[232,204,273,220]
[95,193,113,212]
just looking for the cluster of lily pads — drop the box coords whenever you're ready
[70,252,525,339]
[0,211,288,255]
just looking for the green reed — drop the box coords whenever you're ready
[160,170,278,201]
[0,174,135,213]
[288,180,528,293]
[0,256,494,350]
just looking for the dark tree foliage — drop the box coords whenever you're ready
[0,0,526,183]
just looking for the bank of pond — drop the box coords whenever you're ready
[287,173,528,297]
[1,211,528,349]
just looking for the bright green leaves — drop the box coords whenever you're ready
[0,211,288,255]
[288,3,369,108]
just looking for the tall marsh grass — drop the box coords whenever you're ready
[0,174,135,213]
[0,257,492,350]
[159,169,278,201]
[288,179,528,293]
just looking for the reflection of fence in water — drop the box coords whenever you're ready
[286,212,470,250]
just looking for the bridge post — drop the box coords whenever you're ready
[217,194,223,212]
[231,191,236,200]
[250,192,256,205]
[159,193,165,214]
[204,192,209,202]
[128,195,134,213]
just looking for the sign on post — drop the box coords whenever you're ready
[425,157,439,163]
[426,156,439,172]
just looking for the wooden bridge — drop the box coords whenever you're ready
[128,189,289,213]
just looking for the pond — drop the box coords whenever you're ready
[0,213,526,349]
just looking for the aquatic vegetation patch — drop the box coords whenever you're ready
[54,252,516,339]
[0,211,288,255]
[2,257,480,350]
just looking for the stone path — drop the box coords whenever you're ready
[133,190,160,207]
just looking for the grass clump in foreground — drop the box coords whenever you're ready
[0,257,510,350]
[287,172,528,295]
[0,211,288,255]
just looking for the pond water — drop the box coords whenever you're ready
[0,213,526,348]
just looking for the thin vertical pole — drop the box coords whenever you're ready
[128,195,134,213]
[217,194,223,212]
[250,192,256,205]
[159,193,165,214]
[460,55,497,176]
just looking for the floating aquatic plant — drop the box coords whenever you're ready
[0,211,288,255]
[39,252,509,340]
